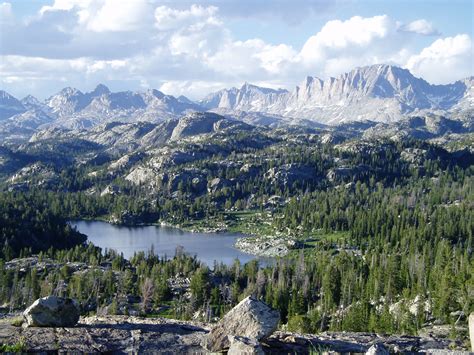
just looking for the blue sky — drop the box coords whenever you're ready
[1,0,472,99]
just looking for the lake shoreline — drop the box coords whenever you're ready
[71,219,271,266]
[70,214,295,258]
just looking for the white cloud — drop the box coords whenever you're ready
[154,4,220,31]
[40,0,153,32]
[206,39,277,77]
[405,34,472,83]
[399,19,439,36]
[256,43,297,74]
[86,0,152,32]
[303,15,392,51]
[189,0,337,25]
[39,0,90,14]
[169,20,228,58]
[298,15,407,77]
[0,2,13,23]
[160,80,229,99]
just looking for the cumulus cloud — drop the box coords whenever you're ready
[39,0,93,14]
[405,34,472,83]
[39,0,153,32]
[0,1,472,99]
[155,0,338,25]
[302,15,392,52]
[298,15,410,77]
[85,0,153,32]
[399,19,440,36]
[154,4,220,31]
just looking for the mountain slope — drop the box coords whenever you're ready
[0,90,26,119]
[27,112,252,155]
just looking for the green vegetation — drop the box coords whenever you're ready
[0,193,87,259]
[0,339,26,353]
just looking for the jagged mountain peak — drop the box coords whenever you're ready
[21,95,41,105]
[90,84,110,96]
[240,81,288,95]
[349,64,411,77]
[57,87,83,97]
[20,95,51,114]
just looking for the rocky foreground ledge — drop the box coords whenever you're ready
[0,314,470,354]
[1,296,471,354]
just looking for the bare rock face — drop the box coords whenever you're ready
[1,315,208,353]
[203,296,280,352]
[227,335,264,355]
[23,296,80,327]
[469,312,474,352]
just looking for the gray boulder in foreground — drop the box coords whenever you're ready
[23,296,80,327]
[203,296,279,352]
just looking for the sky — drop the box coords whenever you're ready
[0,0,472,100]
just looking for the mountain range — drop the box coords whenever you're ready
[201,64,472,124]
[0,64,472,144]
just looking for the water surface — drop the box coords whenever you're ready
[72,220,261,266]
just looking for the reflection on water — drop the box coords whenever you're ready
[72,220,265,266]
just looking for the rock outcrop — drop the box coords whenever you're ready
[23,296,80,327]
[235,235,292,257]
[1,315,208,353]
[228,335,264,355]
[366,343,390,355]
[203,296,280,352]
[0,315,469,353]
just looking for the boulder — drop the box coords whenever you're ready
[203,296,279,352]
[207,177,231,194]
[228,335,264,355]
[23,296,80,327]
[365,343,390,355]
[469,312,474,352]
